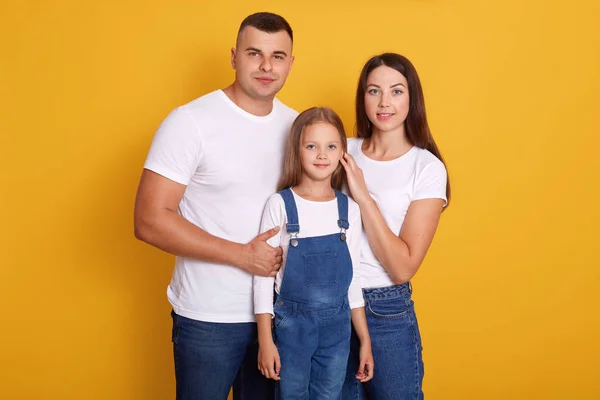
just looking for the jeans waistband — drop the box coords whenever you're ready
[362,282,412,301]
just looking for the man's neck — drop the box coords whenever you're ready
[222,83,274,117]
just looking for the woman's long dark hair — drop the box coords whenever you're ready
[355,53,451,207]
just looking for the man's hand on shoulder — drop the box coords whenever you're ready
[239,227,283,277]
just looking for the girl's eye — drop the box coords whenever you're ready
[328,145,337,150]
[306,144,315,150]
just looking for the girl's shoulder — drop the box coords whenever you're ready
[345,195,361,222]
[265,192,286,210]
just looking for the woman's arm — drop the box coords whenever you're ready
[341,153,445,284]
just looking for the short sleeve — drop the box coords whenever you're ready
[144,107,204,185]
[413,159,448,206]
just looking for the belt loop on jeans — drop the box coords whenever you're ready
[407,281,412,293]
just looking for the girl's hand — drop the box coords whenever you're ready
[340,153,372,206]
[258,340,281,380]
[356,341,374,382]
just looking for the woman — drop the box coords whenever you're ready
[341,53,451,399]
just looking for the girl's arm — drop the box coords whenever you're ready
[351,308,374,382]
[253,194,285,380]
[341,153,445,284]
[347,202,373,381]
[256,313,280,380]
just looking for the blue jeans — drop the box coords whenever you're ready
[342,283,424,400]
[171,311,274,400]
[274,299,351,400]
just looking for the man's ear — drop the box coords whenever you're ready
[230,48,237,69]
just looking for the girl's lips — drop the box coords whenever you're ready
[313,164,329,168]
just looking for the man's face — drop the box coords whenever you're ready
[231,26,294,101]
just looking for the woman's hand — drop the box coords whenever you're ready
[258,340,281,380]
[340,153,372,206]
[356,340,374,382]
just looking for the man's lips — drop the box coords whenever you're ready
[256,77,275,84]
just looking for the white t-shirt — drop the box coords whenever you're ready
[347,138,448,289]
[144,90,298,323]
[253,189,365,315]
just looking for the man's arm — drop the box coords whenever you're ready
[133,169,282,277]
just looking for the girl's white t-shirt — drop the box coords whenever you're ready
[253,189,365,315]
[347,138,448,289]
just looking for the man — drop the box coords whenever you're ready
[134,12,297,400]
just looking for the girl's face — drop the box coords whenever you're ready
[364,65,410,134]
[299,122,343,184]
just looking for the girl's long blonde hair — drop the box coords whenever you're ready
[277,107,348,191]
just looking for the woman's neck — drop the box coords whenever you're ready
[293,178,335,201]
[363,126,413,161]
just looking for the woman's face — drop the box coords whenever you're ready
[364,65,410,134]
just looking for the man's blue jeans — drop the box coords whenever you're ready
[171,311,273,400]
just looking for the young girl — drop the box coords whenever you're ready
[253,107,374,399]
[341,53,450,399]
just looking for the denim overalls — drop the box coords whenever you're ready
[273,188,353,400]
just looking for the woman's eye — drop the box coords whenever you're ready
[368,89,379,95]
[393,89,403,95]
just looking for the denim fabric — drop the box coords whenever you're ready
[171,311,273,400]
[341,283,424,400]
[274,189,353,400]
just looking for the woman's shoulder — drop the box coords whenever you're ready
[347,137,363,155]
[413,147,447,175]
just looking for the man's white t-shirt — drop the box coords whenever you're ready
[144,90,298,323]
[347,138,448,289]
[253,189,365,315]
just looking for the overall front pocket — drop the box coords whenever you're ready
[303,251,338,287]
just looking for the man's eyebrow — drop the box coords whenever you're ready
[244,47,288,57]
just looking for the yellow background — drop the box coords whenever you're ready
[1,0,599,399]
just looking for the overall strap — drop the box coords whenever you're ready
[334,190,350,230]
[278,188,300,234]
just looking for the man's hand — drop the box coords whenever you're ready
[240,227,283,277]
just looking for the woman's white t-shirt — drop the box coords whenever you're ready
[347,138,448,289]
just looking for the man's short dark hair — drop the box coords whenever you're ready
[238,12,293,42]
